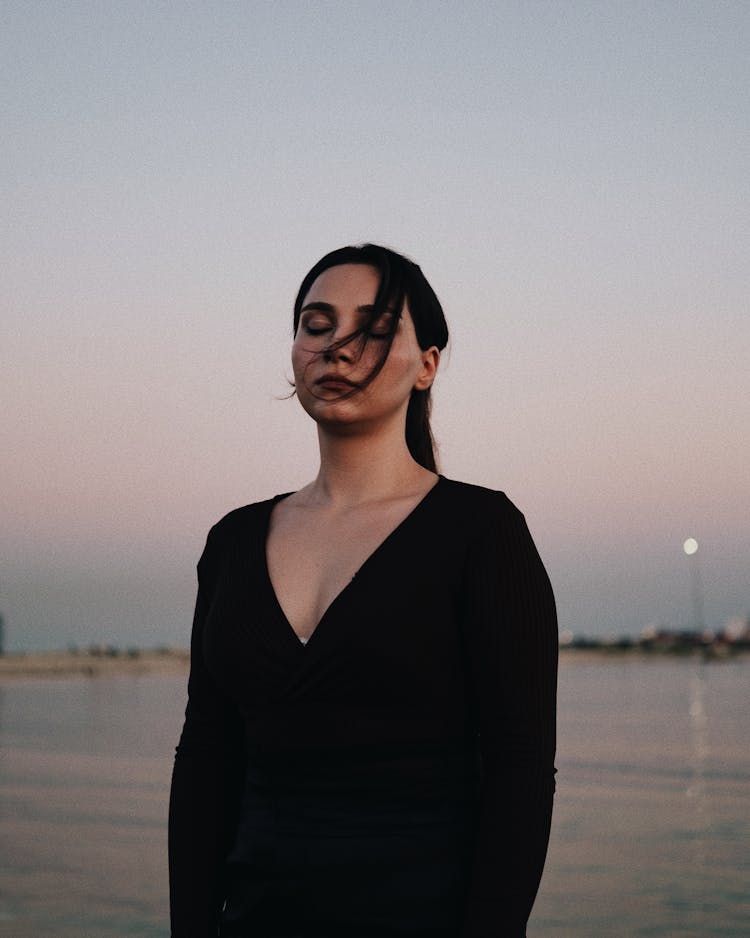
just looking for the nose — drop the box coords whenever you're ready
[322,329,358,363]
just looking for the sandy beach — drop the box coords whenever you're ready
[2,644,745,680]
[0,648,190,679]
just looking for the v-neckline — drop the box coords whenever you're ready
[261,475,445,650]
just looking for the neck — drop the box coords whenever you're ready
[307,422,435,507]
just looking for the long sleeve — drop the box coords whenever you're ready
[168,527,246,937]
[460,494,558,937]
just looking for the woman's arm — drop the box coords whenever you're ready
[460,493,558,938]
[168,526,245,937]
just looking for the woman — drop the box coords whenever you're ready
[169,244,558,937]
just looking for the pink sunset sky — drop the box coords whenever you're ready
[2,2,748,651]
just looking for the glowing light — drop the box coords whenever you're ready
[683,538,699,556]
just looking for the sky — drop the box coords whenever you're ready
[2,1,748,652]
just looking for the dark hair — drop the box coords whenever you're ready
[293,244,449,472]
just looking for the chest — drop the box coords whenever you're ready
[265,502,424,641]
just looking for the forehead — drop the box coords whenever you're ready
[302,263,381,305]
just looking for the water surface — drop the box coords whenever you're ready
[1,658,748,936]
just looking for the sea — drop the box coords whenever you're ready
[1,656,748,937]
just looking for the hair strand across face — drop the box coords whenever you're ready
[293,244,449,471]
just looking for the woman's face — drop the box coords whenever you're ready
[292,263,438,431]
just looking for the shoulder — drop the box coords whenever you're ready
[438,476,525,528]
[199,492,293,559]
[442,480,554,598]
[209,497,277,536]
[437,476,542,566]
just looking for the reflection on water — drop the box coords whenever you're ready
[1,661,749,937]
[687,667,709,882]
[530,657,749,938]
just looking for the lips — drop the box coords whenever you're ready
[315,373,359,390]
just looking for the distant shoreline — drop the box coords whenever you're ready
[0,647,190,679]
[0,642,747,679]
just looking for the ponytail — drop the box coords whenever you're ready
[405,388,438,473]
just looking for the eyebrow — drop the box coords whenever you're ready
[300,302,394,316]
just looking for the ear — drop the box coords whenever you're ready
[413,346,440,391]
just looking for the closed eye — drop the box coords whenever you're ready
[367,312,395,338]
[299,308,395,340]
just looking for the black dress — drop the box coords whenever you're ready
[168,476,558,937]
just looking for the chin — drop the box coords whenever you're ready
[301,397,362,425]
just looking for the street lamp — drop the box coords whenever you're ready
[683,537,705,632]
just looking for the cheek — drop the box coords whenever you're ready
[291,340,314,375]
[380,341,421,385]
